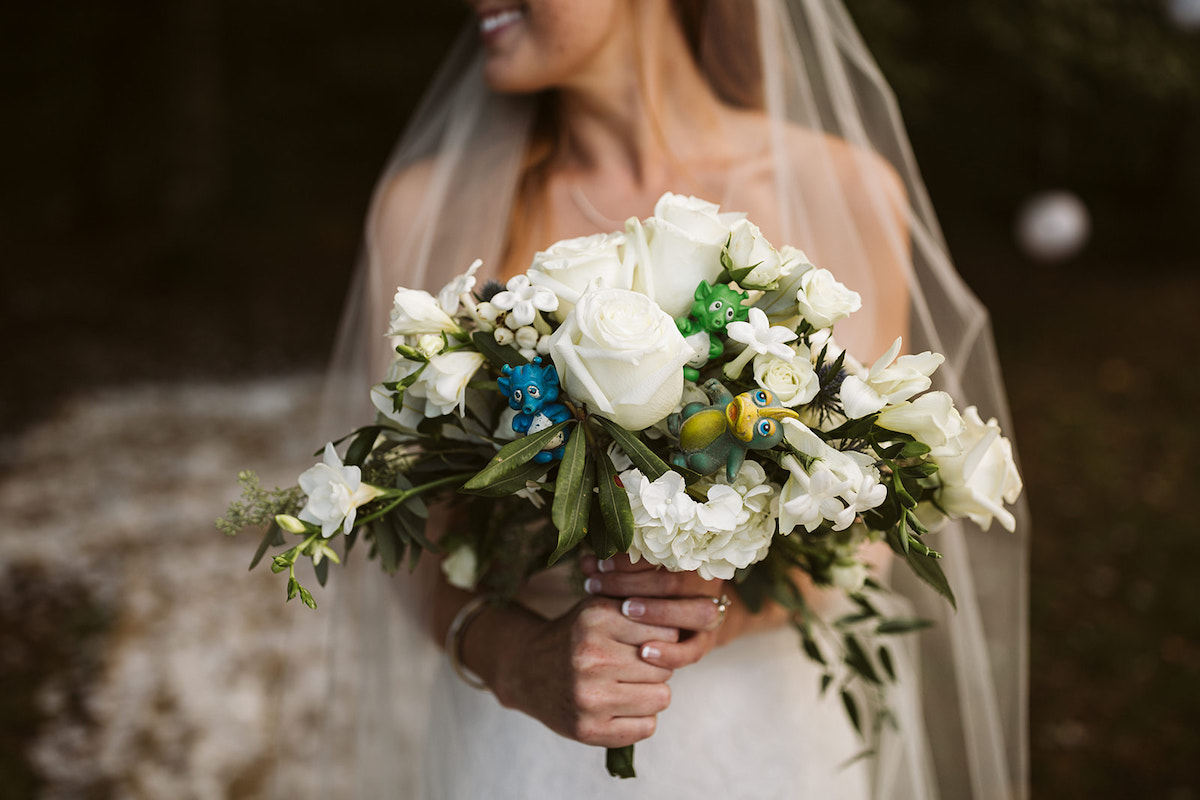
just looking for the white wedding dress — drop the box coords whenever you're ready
[310,2,1029,798]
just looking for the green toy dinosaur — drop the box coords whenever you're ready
[675,281,751,382]
[668,378,800,482]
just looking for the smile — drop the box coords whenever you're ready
[478,6,526,40]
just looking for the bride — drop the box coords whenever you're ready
[314,1,1028,798]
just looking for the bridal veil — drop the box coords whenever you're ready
[296,1,1030,797]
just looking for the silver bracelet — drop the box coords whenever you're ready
[445,595,492,691]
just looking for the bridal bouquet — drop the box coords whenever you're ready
[219,193,1022,778]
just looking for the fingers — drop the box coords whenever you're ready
[584,566,721,599]
[618,595,726,632]
[580,552,658,575]
[638,631,718,670]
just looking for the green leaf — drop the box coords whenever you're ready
[314,555,330,587]
[249,520,284,571]
[820,673,834,696]
[800,628,826,666]
[459,459,551,497]
[592,449,635,559]
[345,426,384,468]
[844,635,882,684]
[372,519,404,575]
[549,432,594,565]
[841,690,862,735]
[903,548,957,609]
[298,585,317,609]
[594,415,672,480]
[606,744,636,779]
[472,331,528,370]
[875,617,935,635]
[878,645,897,682]
[462,421,572,491]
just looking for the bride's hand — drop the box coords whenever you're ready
[580,554,737,670]
[475,597,679,749]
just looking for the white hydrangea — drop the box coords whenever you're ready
[621,462,779,581]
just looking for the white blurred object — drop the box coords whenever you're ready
[1167,0,1200,30]
[1016,190,1092,262]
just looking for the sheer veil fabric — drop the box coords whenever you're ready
[305,1,1030,797]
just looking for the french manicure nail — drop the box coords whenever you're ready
[584,577,602,594]
[641,645,661,660]
[598,558,616,573]
[621,599,645,618]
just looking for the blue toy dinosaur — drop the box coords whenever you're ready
[675,281,751,382]
[668,378,799,481]
[497,357,573,463]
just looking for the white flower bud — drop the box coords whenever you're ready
[493,327,515,346]
[515,326,540,350]
[475,301,502,326]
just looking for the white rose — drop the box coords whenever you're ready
[726,218,784,288]
[528,231,632,322]
[440,545,479,590]
[298,443,385,537]
[754,245,816,324]
[548,287,693,430]
[841,337,945,419]
[388,287,462,336]
[795,268,862,330]
[876,391,966,449]
[419,350,486,418]
[626,193,738,318]
[933,406,1023,532]
[752,344,819,407]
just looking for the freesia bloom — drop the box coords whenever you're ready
[388,287,462,337]
[549,286,693,430]
[876,391,965,449]
[753,245,816,324]
[778,419,885,533]
[840,337,945,419]
[931,406,1023,532]
[298,443,384,537]
[437,258,482,317]
[420,350,487,417]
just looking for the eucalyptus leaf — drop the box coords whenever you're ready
[372,519,403,575]
[549,437,594,566]
[314,556,330,587]
[593,449,635,559]
[841,690,862,735]
[903,548,957,609]
[878,645,897,682]
[875,617,935,635]
[594,416,672,481]
[460,459,551,497]
[844,635,881,684]
[249,520,284,571]
[345,426,385,468]
[462,421,572,491]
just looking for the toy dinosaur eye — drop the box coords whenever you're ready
[528,385,540,398]
[757,419,775,437]
[513,389,523,402]
[754,390,770,406]
[726,306,737,321]
[709,300,723,313]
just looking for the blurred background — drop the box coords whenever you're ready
[2,1,1198,797]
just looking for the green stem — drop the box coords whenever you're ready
[356,473,468,525]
